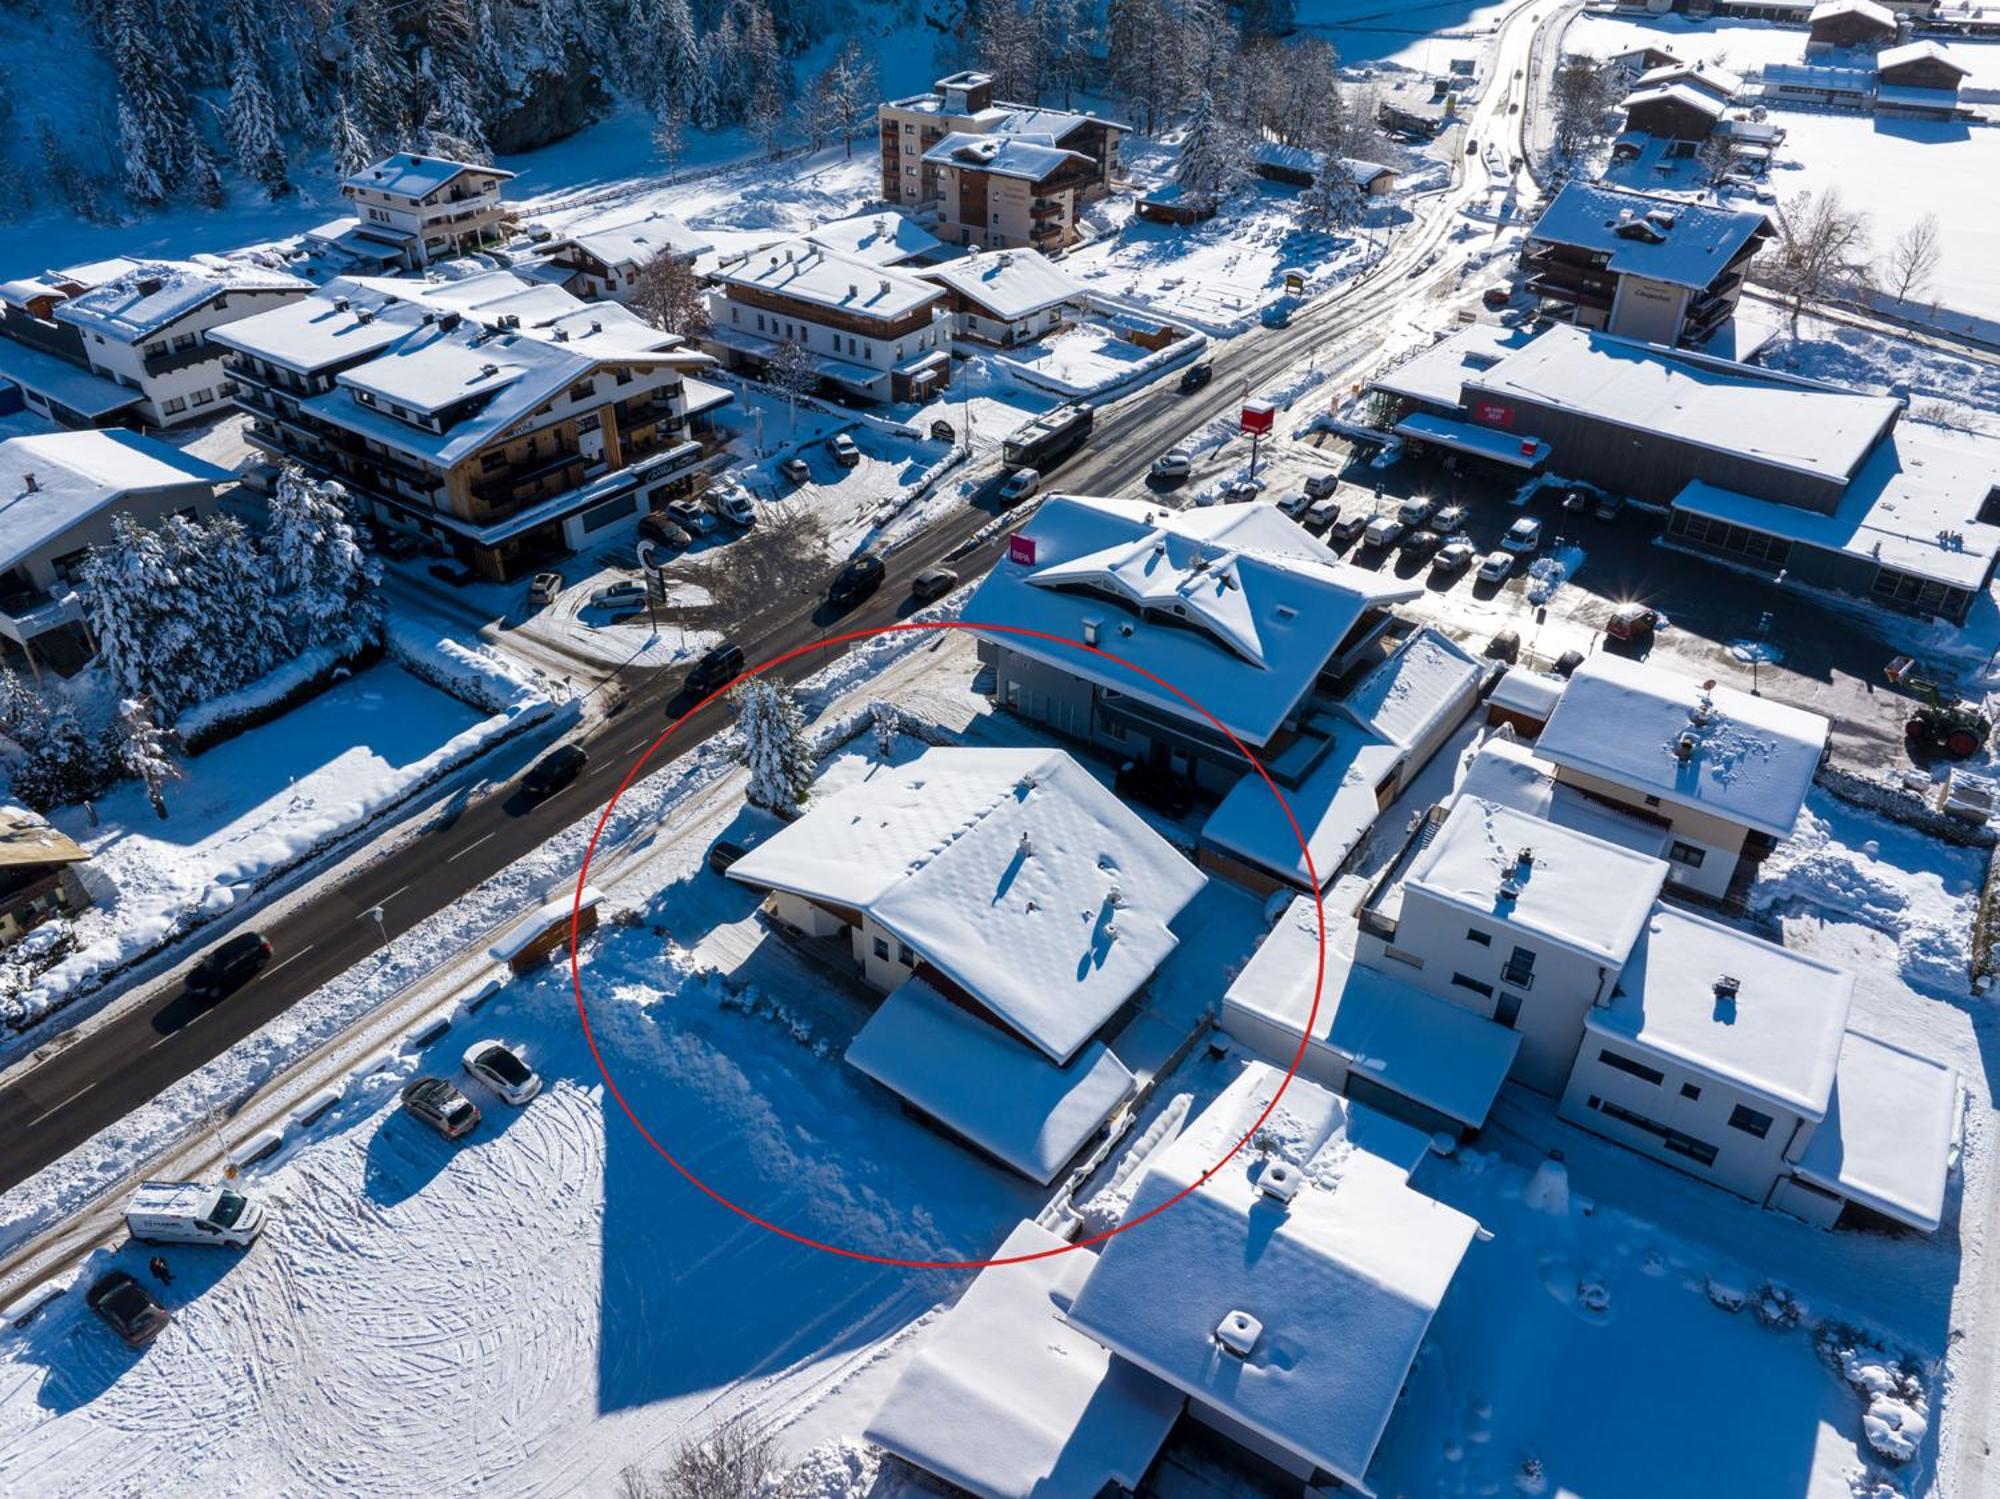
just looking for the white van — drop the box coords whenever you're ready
[126,1181,267,1249]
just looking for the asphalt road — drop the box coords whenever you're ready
[0,2,1551,1195]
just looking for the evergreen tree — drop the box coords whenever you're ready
[265,467,384,657]
[1295,156,1364,233]
[109,0,192,205]
[11,697,111,814]
[117,697,182,820]
[735,679,813,815]
[1175,90,1247,210]
[869,699,901,759]
[223,0,291,195]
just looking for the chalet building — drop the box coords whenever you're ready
[1621,61,1743,140]
[1520,182,1770,346]
[0,430,228,677]
[918,247,1085,346]
[878,71,1125,221]
[704,238,951,404]
[1808,0,1900,46]
[1875,39,1971,115]
[536,214,716,302]
[335,154,516,270]
[1247,140,1399,193]
[0,258,308,431]
[210,273,727,581]
[920,132,1100,254]
[0,805,92,946]
[1608,43,1683,75]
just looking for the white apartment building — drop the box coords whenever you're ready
[338,154,516,270]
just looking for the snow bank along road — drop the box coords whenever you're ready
[0,0,1560,1203]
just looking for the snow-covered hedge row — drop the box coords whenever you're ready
[174,645,372,755]
[383,617,552,715]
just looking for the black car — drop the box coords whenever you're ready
[87,1271,170,1348]
[708,840,750,876]
[1179,363,1214,394]
[828,554,886,608]
[1553,649,1586,678]
[910,566,960,604]
[521,744,589,798]
[637,511,692,549]
[1401,528,1442,561]
[1115,759,1196,818]
[186,931,273,1000]
[683,641,746,699]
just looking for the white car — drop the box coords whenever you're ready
[998,466,1040,502]
[1278,491,1313,518]
[1396,495,1435,527]
[463,1040,541,1106]
[1477,550,1515,583]
[527,572,563,607]
[1500,516,1543,553]
[1150,450,1193,481]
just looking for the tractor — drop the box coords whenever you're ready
[1888,656,1992,760]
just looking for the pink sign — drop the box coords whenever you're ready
[1009,534,1037,566]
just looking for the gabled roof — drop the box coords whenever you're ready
[965,495,1420,748]
[923,131,1094,182]
[341,153,514,199]
[1534,653,1829,838]
[1527,181,1769,289]
[53,259,308,342]
[804,211,942,267]
[920,247,1084,321]
[1623,82,1731,120]
[1339,625,1486,751]
[1809,0,1895,26]
[545,213,715,271]
[709,238,946,321]
[1633,60,1744,99]
[0,431,228,571]
[0,804,89,870]
[1878,39,1969,76]
[1065,1062,1480,1491]
[727,747,1206,1064]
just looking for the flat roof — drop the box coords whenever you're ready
[1224,897,1522,1128]
[1534,653,1830,839]
[710,238,945,321]
[1486,667,1564,720]
[864,1219,1182,1499]
[845,980,1134,1184]
[729,747,1206,1064]
[1464,326,1901,487]
[1528,182,1769,290]
[0,340,145,418]
[1589,903,1853,1119]
[1065,1062,1480,1491]
[1793,1030,1959,1231]
[1407,795,1668,966]
[1201,726,1404,890]
[1370,324,1533,412]
[965,495,1420,749]
[1394,411,1551,469]
[0,431,228,571]
[1451,736,1673,860]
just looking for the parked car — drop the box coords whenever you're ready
[1500,516,1542,553]
[1278,491,1313,518]
[707,839,750,876]
[1222,477,1261,503]
[86,1272,170,1348]
[463,1040,541,1105]
[185,931,273,1001]
[1401,528,1442,560]
[1115,759,1195,818]
[638,512,692,549]
[589,581,646,610]
[1303,471,1340,500]
[1430,504,1468,535]
[1593,492,1624,522]
[1560,488,1590,515]
[521,743,589,798]
[778,457,812,485]
[667,498,717,535]
[684,641,746,699]
[1396,495,1435,527]
[400,1077,481,1140]
[1477,550,1515,583]
[1481,285,1513,310]
[1363,515,1404,549]
[125,1181,267,1250]
[1431,540,1476,575]
[428,558,476,586]
[828,432,862,467]
[528,572,564,607]
[1484,626,1521,662]
[1150,449,1193,482]
[1179,362,1214,393]
[1553,649,1586,678]
[828,553,886,607]
[998,467,1040,504]
[1305,497,1341,532]
[1328,513,1368,547]
[1605,602,1658,642]
[707,485,756,526]
[910,566,960,604]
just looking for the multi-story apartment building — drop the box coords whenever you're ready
[1521,182,1770,347]
[879,71,1126,252]
[210,274,728,580]
[703,238,951,404]
[338,154,516,270]
[0,258,309,431]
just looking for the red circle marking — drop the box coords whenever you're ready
[568,619,1327,1271]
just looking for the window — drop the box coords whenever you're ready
[581,493,636,533]
[1589,1097,1719,1166]
[615,369,633,385]
[1598,1048,1665,1086]
[568,381,594,402]
[1642,794,1661,808]
[1500,946,1536,988]
[1465,928,1491,947]
[731,306,740,325]
[161,395,186,414]
[1450,972,1495,998]
[1668,840,1706,868]
[897,943,915,968]
[143,340,166,357]
[172,332,197,352]
[1495,990,1523,1028]
[872,937,890,961]
[1728,1103,1774,1139]
[190,387,213,406]
[1681,1082,1702,1101]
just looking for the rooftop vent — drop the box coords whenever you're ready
[21,471,35,492]
[1019,829,1033,856]
[479,362,499,378]
[1256,1160,1302,1205]
[880,278,892,296]
[1082,617,1100,645]
[1675,729,1700,761]
[554,328,570,341]
[136,276,163,296]
[849,283,860,298]
[1215,1310,1263,1359]
[439,312,462,332]
[1714,974,1741,998]
[333,296,351,312]
[1498,877,1522,902]
[356,308,374,324]
[590,320,602,334]
[420,311,436,325]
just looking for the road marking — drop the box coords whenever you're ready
[266,944,315,976]
[382,884,411,903]
[446,831,497,863]
[27,1084,92,1128]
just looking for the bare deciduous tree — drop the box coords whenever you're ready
[1766,188,1873,329]
[1549,55,1616,164]
[615,1426,778,1499]
[628,254,710,341]
[1881,212,1942,308]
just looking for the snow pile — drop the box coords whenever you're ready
[1727,640,1784,665]
[1821,1327,1930,1466]
[1523,1157,1570,1216]
[384,616,553,714]
[1524,544,1585,606]
[774,1440,884,1498]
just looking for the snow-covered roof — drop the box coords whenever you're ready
[1633,60,1745,98]
[1622,82,1731,119]
[545,212,715,270]
[728,747,1206,1063]
[1340,627,1487,751]
[965,495,1421,749]
[1394,411,1551,469]
[1065,1062,1480,1491]
[0,804,88,869]
[709,238,946,322]
[1793,1030,1959,1231]
[864,1219,1182,1499]
[0,431,228,572]
[1878,38,1967,74]
[1247,140,1397,185]
[845,980,1134,1183]
[1369,323,1533,412]
[0,339,146,418]
[1201,725,1403,890]
[1224,898,1522,1128]
[53,259,308,343]
[1534,653,1829,838]
[804,211,941,266]
[1407,795,1668,966]
[1464,326,1899,487]
[1873,83,1965,110]
[1589,903,1853,1119]
[1527,183,1769,290]
[205,280,435,373]
[1486,667,1564,721]
[923,131,1094,182]
[920,247,1085,321]
[341,153,514,199]
[1809,0,1896,26]
[1451,735,1673,859]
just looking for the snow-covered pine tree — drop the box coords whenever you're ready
[0,669,49,754]
[81,513,174,711]
[1295,154,1363,233]
[11,696,110,815]
[735,679,814,815]
[108,0,194,206]
[265,467,384,657]
[331,98,377,178]
[223,0,290,195]
[1175,90,1247,211]
[117,697,182,820]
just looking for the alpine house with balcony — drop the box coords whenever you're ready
[331,153,516,270]
[209,273,727,580]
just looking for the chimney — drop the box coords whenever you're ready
[1256,1160,1302,1205]
[879,278,892,296]
[1018,829,1033,857]
[1713,974,1741,998]
[1215,1311,1263,1359]
[333,296,351,312]
[22,471,35,492]
[1675,730,1699,761]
